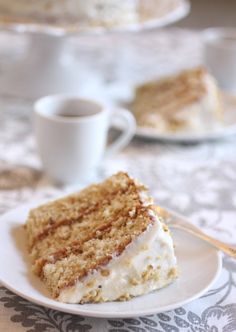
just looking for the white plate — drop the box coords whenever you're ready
[0,201,221,318]
[0,0,190,36]
[135,94,236,143]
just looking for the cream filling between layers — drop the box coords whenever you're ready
[52,212,177,303]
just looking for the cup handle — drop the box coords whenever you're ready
[105,108,136,157]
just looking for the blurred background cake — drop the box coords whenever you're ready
[132,67,224,134]
[0,0,181,27]
[0,0,139,25]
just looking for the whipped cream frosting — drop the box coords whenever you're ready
[54,211,177,303]
[174,72,223,133]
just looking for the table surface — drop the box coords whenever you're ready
[0,28,236,332]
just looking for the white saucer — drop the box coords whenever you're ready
[0,201,221,318]
[135,94,236,143]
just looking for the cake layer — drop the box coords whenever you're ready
[27,172,148,249]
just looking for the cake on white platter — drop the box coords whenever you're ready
[0,0,185,27]
[25,172,178,303]
[132,67,224,134]
[0,0,139,25]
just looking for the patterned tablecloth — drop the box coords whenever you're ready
[0,28,236,332]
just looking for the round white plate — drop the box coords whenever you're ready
[0,201,221,318]
[0,0,190,36]
[134,94,236,143]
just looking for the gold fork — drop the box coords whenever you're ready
[155,206,236,259]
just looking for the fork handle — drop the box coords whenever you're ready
[172,223,236,259]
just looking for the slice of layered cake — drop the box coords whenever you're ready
[132,67,223,133]
[25,172,178,303]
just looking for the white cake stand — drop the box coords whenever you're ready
[0,0,190,99]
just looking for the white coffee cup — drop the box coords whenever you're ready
[203,28,236,92]
[34,95,136,184]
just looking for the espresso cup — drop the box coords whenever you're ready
[203,28,236,92]
[34,95,136,184]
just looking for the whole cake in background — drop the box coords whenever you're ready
[132,67,224,134]
[25,172,178,303]
[0,0,182,27]
[0,0,138,25]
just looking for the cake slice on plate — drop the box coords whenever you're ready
[132,67,223,134]
[25,172,178,303]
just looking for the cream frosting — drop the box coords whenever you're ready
[53,212,177,303]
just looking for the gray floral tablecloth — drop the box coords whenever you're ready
[0,28,236,332]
